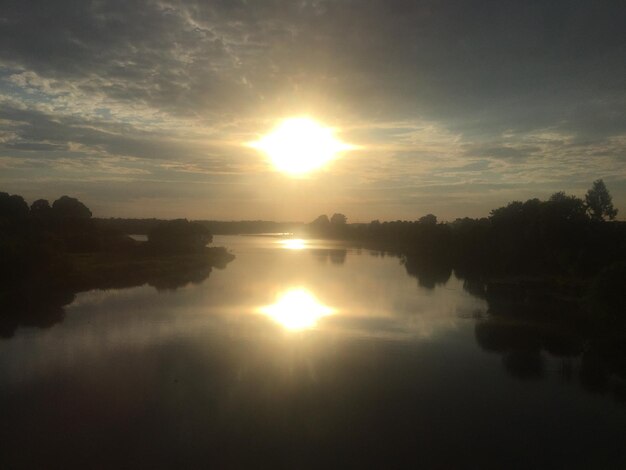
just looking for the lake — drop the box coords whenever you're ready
[1,235,625,469]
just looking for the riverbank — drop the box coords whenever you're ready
[0,245,235,338]
[326,236,625,329]
[66,246,235,293]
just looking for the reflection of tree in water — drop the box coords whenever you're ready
[368,250,387,258]
[472,288,626,403]
[0,288,73,339]
[310,249,347,265]
[402,256,452,289]
[0,254,227,338]
[148,264,213,292]
[365,247,453,290]
[579,342,626,401]
[504,350,545,380]
[475,321,549,380]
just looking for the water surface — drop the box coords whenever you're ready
[1,236,625,469]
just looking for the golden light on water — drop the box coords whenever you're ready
[259,288,335,330]
[248,117,353,175]
[280,239,307,250]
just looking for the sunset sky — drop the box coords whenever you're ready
[1,0,625,221]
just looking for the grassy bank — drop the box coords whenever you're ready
[65,246,235,293]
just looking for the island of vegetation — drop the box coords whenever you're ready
[0,193,234,338]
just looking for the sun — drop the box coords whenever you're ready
[249,117,353,175]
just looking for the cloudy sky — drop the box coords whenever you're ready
[1,0,625,221]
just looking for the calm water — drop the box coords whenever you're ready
[1,236,625,469]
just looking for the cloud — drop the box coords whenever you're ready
[0,0,625,219]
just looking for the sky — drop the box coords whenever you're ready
[1,0,625,222]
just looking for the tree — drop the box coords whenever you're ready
[546,192,586,221]
[52,196,92,219]
[310,215,330,227]
[30,199,53,219]
[148,219,212,253]
[418,214,437,225]
[330,213,347,225]
[0,192,29,222]
[585,179,618,221]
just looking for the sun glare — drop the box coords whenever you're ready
[280,239,307,250]
[259,288,335,330]
[249,117,353,175]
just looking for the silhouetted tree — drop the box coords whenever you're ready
[307,214,331,236]
[47,196,97,252]
[310,215,330,227]
[330,213,347,225]
[0,192,29,222]
[30,199,53,219]
[418,214,437,225]
[585,179,618,221]
[547,192,587,221]
[52,195,92,219]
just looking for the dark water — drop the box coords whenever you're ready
[1,236,625,469]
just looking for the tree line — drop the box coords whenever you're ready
[306,180,624,304]
[95,218,302,236]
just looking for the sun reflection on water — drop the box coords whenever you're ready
[259,288,335,330]
[279,239,307,250]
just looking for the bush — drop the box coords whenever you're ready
[147,219,212,254]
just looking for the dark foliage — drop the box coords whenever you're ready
[307,182,625,286]
[95,218,302,235]
[473,293,626,403]
[51,195,92,219]
[94,217,163,234]
[0,192,29,223]
[330,213,347,225]
[588,262,626,320]
[148,219,212,253]
[0,192,234,337]
[310,214,331,228]
[30,199,53,220]
[585,179,618,221]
